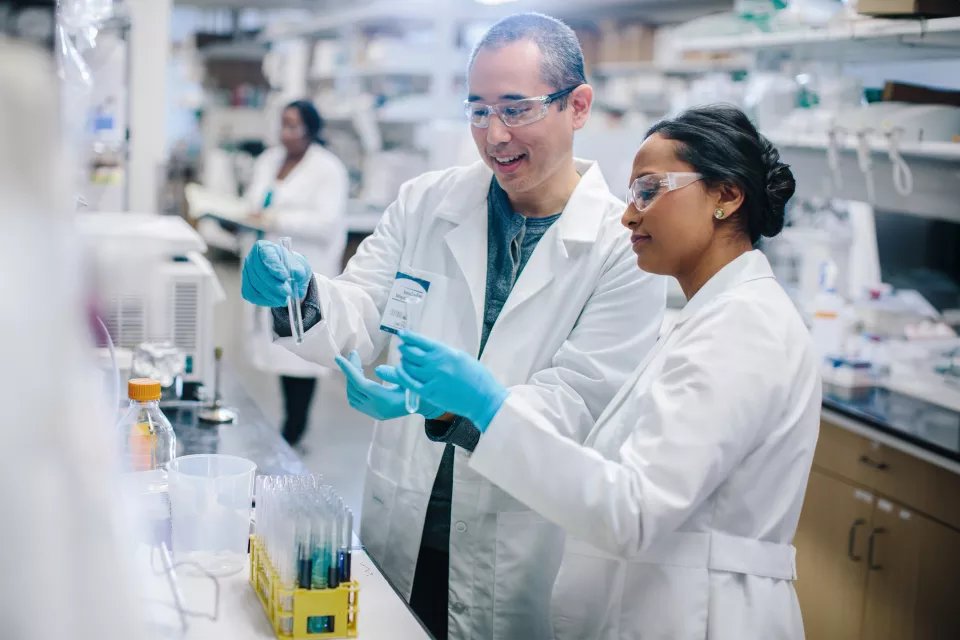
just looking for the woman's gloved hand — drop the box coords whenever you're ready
[335,351,445,421]
[241,240,312,308]
[385,330,509,431]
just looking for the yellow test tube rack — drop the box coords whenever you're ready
[250,535,360,639]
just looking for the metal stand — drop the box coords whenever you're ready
[199,347,238,424]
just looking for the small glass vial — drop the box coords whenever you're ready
[118,378,177,472]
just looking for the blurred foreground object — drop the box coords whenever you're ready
[0,23,147,640]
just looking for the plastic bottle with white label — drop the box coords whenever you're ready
[810,260,847,361]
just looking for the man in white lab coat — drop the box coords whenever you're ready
[241,13,665,640]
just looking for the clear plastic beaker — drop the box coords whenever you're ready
[168,454,257,576]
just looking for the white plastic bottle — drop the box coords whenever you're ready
[810,260,847,361]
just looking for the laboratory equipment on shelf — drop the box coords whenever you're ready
[118,378,177,473]
[830,103,960,199]
[279,237,305,345]
[403,295,424,414]
[78,213,226,391]
[168,453,256,577]
[198,347,238,424]
[252,474,359,639]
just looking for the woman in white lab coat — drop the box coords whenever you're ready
[386,105,822,639]
[242,100,349,445]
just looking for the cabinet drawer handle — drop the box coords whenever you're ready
[858,455,889,471]
[848,518,866,561]
[868,527,887,571]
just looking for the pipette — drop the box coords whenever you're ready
[278,237,305,345]
[403,295,424,413]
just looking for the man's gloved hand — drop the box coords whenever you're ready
[384,331,509,431]
[335,350,445,421]
[241,240,312,308]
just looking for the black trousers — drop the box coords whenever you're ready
[280,375,317,446]
[409,444,455,640]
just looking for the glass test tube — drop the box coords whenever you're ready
[311,508,329,589]
[339,508,353,583]
[403,295,424,413]
[327,507,341,589]
[279,237,305,345]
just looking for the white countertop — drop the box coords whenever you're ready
[143,547,432,640]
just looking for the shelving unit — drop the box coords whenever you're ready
[768,132,960,161]
[769,132,960,223]
[675,16,960,63]
[592,59,748,77]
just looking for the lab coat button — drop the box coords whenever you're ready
[451,602,467,614]
[455,521,467,533]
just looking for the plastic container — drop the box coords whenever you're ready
[810,261,851,361]
[118,378,177,473]
[169,454,256,576]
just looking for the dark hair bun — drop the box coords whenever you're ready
[758,137,795,239]
[647,105,796,244]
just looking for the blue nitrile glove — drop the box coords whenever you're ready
[241,240,312,308]
[335,350,444,421]
[386,330,509,431]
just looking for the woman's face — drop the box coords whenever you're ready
[620,133,719,277]
[280,107,308,155]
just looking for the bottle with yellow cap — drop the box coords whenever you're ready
[118,378,177,472]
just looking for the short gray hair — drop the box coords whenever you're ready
[468,12,586,109]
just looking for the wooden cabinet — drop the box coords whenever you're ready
[913,515,960,640]
[794,471,873,640]
[859,499,923,640]
[794,420,960,639]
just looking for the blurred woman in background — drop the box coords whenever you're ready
[242,100,349,447]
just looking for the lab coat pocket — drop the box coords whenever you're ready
[395,264,474,351]
[619,560,709,640]
[359,467,397,560]
[551,540,624,640]
[493,510,565,640]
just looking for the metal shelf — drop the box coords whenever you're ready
[769,132,960,223]
[591,59,748,77]
[675,16,960,63]
[769,132,960,161]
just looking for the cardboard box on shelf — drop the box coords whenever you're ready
[573,26,600,74]
[620,24,656,63]
[597,20,656,63]
[858,0,960,17]
[883,81,960,107]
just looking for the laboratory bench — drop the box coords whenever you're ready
[797,386,960,640]
[170,366,307,476]
[151,365,434,640]
[169,362,960,639]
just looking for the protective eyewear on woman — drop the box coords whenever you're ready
[626,172,702,211]
[464,85,580,129]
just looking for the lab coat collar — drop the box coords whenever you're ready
[588,251,776,436]
[676,250,775,327]
[435,159,612,246]
[555,159,613,245]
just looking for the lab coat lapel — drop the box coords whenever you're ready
[586,323,676,443]
[586,250,778,441]
[436,163,492,351]
[494,160,607,324]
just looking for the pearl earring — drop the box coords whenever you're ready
[714,208,725,219]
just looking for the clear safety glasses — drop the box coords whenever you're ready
[626,172,702,211]
[464,85,580,129]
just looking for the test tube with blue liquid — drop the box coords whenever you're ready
[403,295,424,413]
[279,237,305,345]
